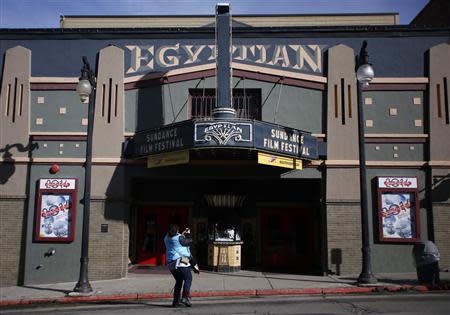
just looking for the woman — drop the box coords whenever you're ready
[164,223,193,307]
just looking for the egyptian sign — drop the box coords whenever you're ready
[195,121,253,147]
[131,119,319,160]
[126,43,324,75]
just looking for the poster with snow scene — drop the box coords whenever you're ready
[377,177,420,243]
[381,193,416,239]
[35,179,77,242]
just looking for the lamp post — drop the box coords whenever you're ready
[356,41,377,284]
[73,56,96,293]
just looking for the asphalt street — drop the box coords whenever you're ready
[1,293,449,315]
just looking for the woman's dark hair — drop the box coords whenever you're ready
[168,223,179,237]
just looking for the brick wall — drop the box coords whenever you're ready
[433,204,450,271]
[0,198,26,287]
[88,200,129,281]
[326,203,362,275]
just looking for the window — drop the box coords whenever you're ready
[189,89,261,120]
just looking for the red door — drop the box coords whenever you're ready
[261,208,315,271]
[136,207,188,266]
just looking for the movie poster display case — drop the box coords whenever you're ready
[376,176,420,243]
[34,178,77,242]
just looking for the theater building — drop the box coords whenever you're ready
[0,10,449,286]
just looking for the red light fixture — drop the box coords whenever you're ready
[50,164,60,174]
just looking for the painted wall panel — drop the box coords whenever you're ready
[30,141,87,158]
[363,91,425,134]
[30,91,87,132]
[366,143,424,161]
[125,86,165,132]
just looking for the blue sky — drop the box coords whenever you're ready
[0,0,429,28]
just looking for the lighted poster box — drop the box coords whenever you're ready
[376,177,420,243]
[34,178,77,242]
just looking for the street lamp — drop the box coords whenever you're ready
[73,56,96,293]
[356,41,377,284]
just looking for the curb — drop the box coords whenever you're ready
[0,285,439,307]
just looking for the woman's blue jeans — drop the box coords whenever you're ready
[170,267,192,303]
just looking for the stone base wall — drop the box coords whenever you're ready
[89,200,129,281]
[433,203,450,271]
[326,203,362,275]
[0,197,26,287]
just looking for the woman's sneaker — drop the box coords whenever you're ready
[181,297,192,307]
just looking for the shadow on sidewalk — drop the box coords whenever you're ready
[127,266,352,285]
[338,277,418,286]
[22,285,72,295]
[82,300,173,308]
[196,270,352,285]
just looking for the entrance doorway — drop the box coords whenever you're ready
[261,208,316,272]
[136,207,188,265]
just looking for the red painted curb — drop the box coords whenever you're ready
[0,298,55,307]
[412,285,429,292]
[322,287,374,294]
[386,286,402,292]
[257,288,323,296]
[192,290,257,297]
[60,294,139,303]
[137,293,171,300]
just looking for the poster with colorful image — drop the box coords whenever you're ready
[380,192,417,240]
[35,178,77,242]
[39,194,72,238]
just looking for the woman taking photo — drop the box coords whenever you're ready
[164,223,193,307]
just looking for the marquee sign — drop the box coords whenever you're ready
[129,119,320,160]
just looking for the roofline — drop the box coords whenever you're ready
[1,24,449,38]
[60,12,400,19]
[410,1,431,24]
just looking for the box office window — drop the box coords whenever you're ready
[189,89,261,120]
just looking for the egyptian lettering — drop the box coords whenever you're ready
[126,44,324,74]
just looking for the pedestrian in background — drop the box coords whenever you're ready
[164,223,193,307]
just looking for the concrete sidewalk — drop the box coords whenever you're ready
[1,270,449,307]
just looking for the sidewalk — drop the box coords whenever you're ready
[1,270,449,307]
